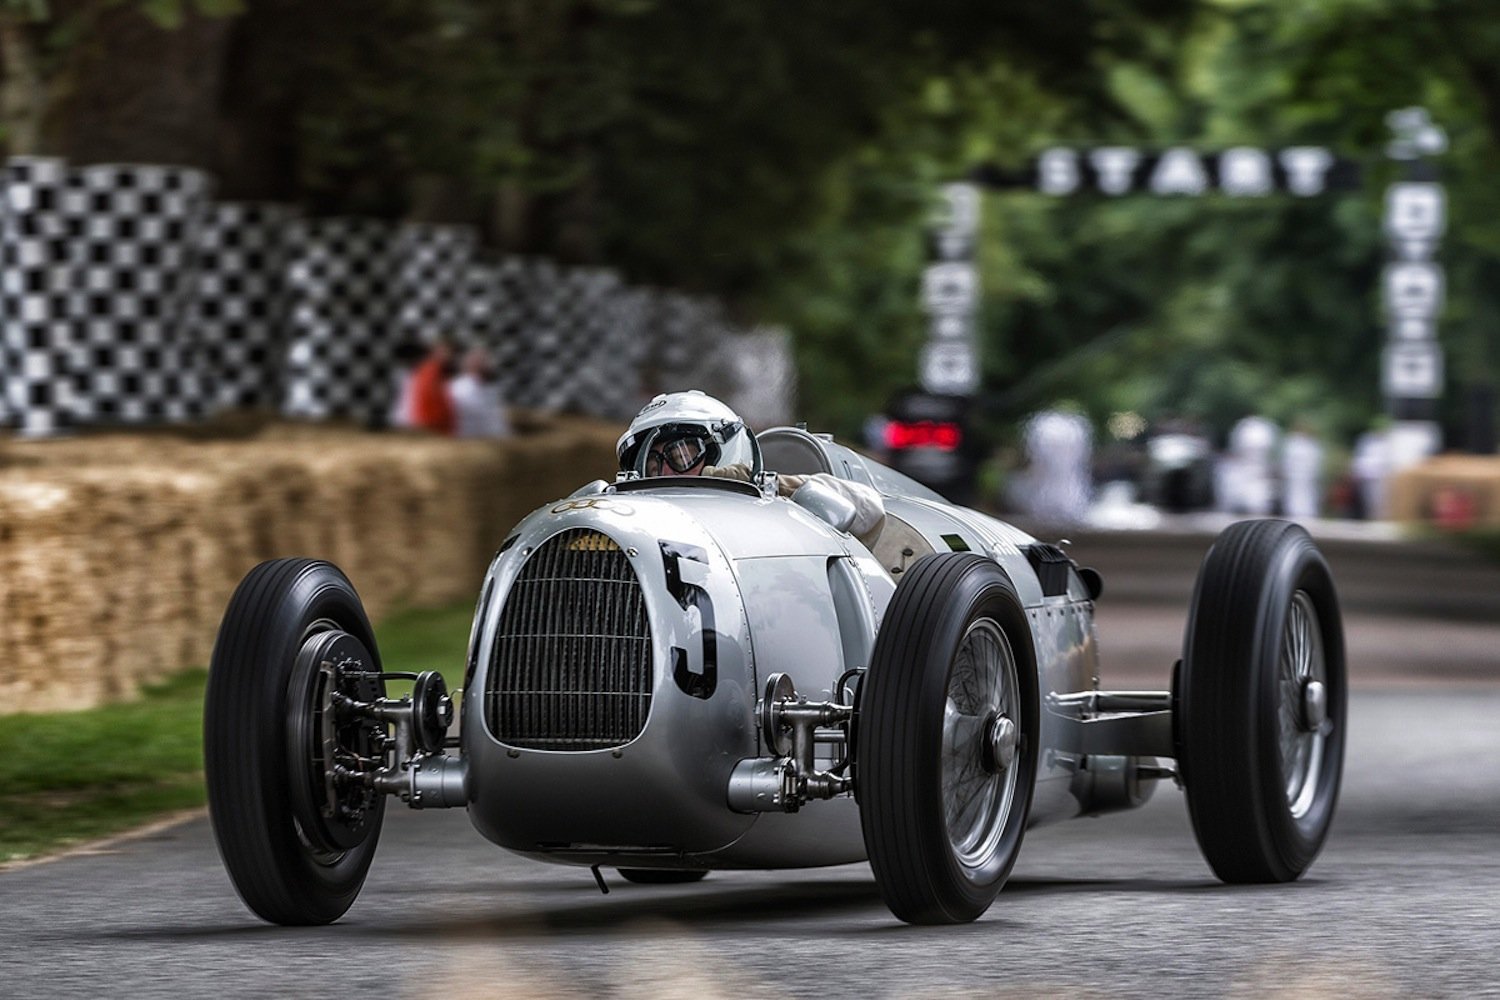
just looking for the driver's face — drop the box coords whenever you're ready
[645,433,711,477]
[646,448,706,477]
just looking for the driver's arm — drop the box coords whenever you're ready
[707,463,886,548]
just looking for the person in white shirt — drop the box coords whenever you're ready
[448,346,511,439]
[1021,408,1092,522]
[1351,425,1391,520]
[1280,423,1324,520]
[1218,415,1280,515]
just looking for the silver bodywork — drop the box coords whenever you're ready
[458,428,1134,871]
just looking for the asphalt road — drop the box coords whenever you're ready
[4,526,1497,999]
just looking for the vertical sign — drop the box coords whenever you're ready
[920,183,981,395]
[1381,107,1448,469]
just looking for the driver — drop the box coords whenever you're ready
[617,390,886,548]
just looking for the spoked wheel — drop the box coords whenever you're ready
[1177,519,1346,883]
[858,553,1037,924]
[204,559,387,925]
[616,869,709,885]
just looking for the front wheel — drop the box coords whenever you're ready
[1177,519,1347,883]
[204,559,387,925]
[857,553,1037,924]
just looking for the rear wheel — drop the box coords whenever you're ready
[204,559,387,925]
[858,553,1037,924]
[1178,519,1346,883]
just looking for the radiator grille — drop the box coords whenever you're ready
[485,529,653,750]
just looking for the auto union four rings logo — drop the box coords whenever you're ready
[549,497,635,516]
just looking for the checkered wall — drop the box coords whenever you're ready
[395,224,478,346]
[197,202,298,412]
[485,256,545,408]
[573,279,649,421]
[0,158,73,436]
[281,218,403,424]
[0,156,794,437]
[64,163,213,427]
[0,159,212,436]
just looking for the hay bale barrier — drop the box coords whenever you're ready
[1387,455,1500,529]
[0,418,619,715]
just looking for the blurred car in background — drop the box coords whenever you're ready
[881,389,977,504]
[1139,422,1216,512]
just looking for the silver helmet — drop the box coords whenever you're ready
[616,390,762,478]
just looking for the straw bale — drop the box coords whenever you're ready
[1387,455,1500,527]
[0,419,620,714]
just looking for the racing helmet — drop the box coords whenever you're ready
[616,390,763,478]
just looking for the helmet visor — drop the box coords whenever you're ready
[646,432,712,475]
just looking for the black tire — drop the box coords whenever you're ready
[1178,519,1346,883]
[204,559,387,925]
[616,869,709,885]
[857,553,1038,924]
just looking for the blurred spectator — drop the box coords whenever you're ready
[1016,407,1093,522]
[387,340,426,429]
[1217,415,1279,515]
[1351,423,1392,520]
[1281,422,1324,520]
[450,346,511,439]
[409,340,457,435]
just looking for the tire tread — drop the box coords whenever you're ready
[204,558,383,925]
[859,553,1035,924]
[1180,519,1344,884]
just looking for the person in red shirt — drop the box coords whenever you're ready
[407,340,456,435]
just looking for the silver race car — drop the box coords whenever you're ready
[204,416,1346,926]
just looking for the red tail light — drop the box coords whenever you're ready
[884,420,962,451]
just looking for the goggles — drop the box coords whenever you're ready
[646,432,712,475]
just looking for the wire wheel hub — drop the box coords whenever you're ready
[942,617,1021,872]
[1278,590,1328,821]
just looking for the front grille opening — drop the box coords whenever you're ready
[485,528,653,750]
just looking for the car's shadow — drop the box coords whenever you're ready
[92,871,1307,942]
[97,879,883,941]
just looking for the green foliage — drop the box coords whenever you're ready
[190,1,1197,431]
[0,0,48,18]
[980,187,1387,444]
[137,0,241,29]
[13,0,1500,446]
[961,0,1500,449]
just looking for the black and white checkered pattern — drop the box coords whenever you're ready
[595,284,652,420]
[565,269,647,420]
[62,163,213,426]
[0,156,795,436]
[460,259,503,349]
[0,160,214,434]
[197,202,298,412]
[282,218,402,425]
[519,258,573,410]
[719,325,796,428]
[484,256,535,406]
[1,158,76,436]
[645,291,726,389]
[395,224,478,346]
[482,256,572,410]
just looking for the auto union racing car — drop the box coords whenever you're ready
[204,422,1346,926]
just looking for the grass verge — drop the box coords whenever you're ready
[0,601,475,865]
[1453,528,1500,564]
